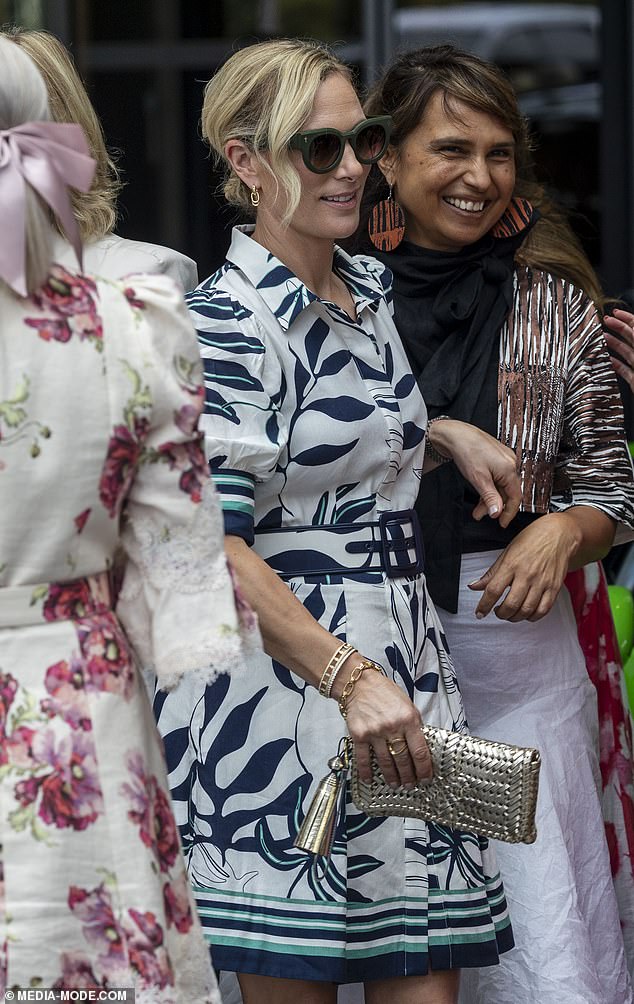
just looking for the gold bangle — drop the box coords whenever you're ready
[318,642,356,698]
[325,647,356,699]
[338,659,383,719]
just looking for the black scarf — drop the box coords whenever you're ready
[372,199,538,611]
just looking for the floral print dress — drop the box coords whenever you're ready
[0,265,245,1001]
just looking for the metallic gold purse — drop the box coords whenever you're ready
[295,727,541,858]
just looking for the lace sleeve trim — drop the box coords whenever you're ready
[117,479,261,686]
[119,480,231,599]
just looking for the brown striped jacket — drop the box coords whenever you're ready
[498,266,634,538]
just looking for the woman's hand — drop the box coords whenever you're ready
[604,308,634,390]
[224,535,432,786]
[331,654,433,787]
[467,507,616,622]
[428,419,521,527]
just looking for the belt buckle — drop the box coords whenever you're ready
[377,509,424,579]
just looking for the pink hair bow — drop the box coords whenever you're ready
[0,120,96,295]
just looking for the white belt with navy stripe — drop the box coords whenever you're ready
[254,508,424,579]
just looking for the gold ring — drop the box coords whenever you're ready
[387,737,408,757]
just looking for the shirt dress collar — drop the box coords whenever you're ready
[226,225,383,332]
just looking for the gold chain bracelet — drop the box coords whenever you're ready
[318,641,356,698]
[338,659,383,719]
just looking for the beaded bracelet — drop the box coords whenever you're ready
[338,659,384,719]
[318,642,356,698]
[425,415,453,465]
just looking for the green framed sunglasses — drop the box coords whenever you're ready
[288,115,393,174]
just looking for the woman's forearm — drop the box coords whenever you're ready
[424,418,521,525]
[225,534,347,689]
[467,506,617,621]
[224,536,433,784]
[554,505,616,571]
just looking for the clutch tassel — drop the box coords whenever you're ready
[294,741,350,858]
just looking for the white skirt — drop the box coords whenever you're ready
[445,551,632,1004]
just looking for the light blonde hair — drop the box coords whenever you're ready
[0,36,52,294]
[202,38,352,225]
[4,26,122,240]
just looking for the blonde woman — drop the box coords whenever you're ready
[4,25,198,290]
[154,37,524,1004]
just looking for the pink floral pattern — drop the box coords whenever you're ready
[163,872,195,934]
[157,438,207,503]
[122,755,195,937]
[53,953,106,990]
[2,268,225,999]
[1,665,102,833]
[74,508,92,534]
[122,752,180,873]
[76,614,135,699]
[43,579,104,622]
[99,416,151,518]
[98,358,209,516]
[123,286,147,312]
[15,727,103,832]
[174,401,202,436]
[0,672,18,759]
[56,881,175,991]
[1,596,141,838]
[24,267,103,350]
[41,658,91,731]
[125,908,174,988]
[1,652,205,993]
[566,563,634,967]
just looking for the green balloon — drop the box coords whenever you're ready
[623,648,634,718]
[608,585,634,662]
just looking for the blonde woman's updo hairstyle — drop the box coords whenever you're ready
[4,26,122,241]
[202,38,352,225]
[362,44,605,307]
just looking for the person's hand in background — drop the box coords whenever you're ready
[604,308,634,390]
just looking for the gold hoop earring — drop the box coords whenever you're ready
[250,186,260,208]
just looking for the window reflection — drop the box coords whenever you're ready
[2,0,602,281]
[2,0,44,27]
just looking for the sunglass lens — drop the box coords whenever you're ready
[356,123,387,163]
[307,133,342,171]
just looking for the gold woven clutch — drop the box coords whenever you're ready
[350,726,541,844]
[294,728,541,858]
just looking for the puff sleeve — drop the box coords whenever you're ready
[186,284,288,545]
[97,273,253,689]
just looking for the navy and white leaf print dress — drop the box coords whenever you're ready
[155,226,514,984]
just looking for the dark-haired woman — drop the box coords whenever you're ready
[357,43,634,1004]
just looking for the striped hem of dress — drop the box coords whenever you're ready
[194,876,513,982]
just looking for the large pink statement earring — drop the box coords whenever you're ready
[368,185,405,252]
